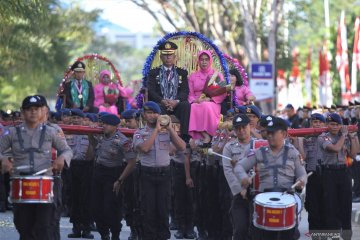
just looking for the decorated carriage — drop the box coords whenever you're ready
[55,54,128,114]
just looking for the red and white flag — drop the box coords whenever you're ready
[352,17,360,94]
[304,48,312,105]
[319,42,333,106]
[336,11,350,96]
[287,48,303,108]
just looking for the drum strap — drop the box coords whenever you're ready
[16,125,47,173]
[260,145,289,187]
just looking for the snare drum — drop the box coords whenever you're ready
[253,192,296,231]
[10,176,54,203]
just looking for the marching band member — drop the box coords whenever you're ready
[91,113,136,240]
[234,117,307,240]
[0,95,73,240]
[133,101,185,240]
[317,113,359,240]
[222,114,254,240]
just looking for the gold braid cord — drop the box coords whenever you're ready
[150,36,225,75]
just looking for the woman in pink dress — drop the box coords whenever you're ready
[94,70,119,114]
[229,68,256,106]
[188,50,227,144]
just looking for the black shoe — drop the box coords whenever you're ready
[5,202,12,211]
[196,232,207,240]
[174,230,185,239]
[68,231,82,238]
[101,234,110,240]
[81,230,94,239]
[352,196,360,203]
[0,203,6,212]
[90,222,97,232]
[169,221,178,230]
[185,229,197,239]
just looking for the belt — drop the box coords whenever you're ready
[141,165,170,173]
[173,161,184,168]
[322,164,347,170]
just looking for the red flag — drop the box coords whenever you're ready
[336,11,350,94]
[351,17,360,93]
[288,48,303,108]
[304,48,312,104]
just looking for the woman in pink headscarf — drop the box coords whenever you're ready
[188,50,228,145]
[94,70,119,114]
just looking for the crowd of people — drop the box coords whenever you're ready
[0,40,360,240]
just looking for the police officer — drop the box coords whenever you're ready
[237,105,262,138]
[213,112,235,240]
[187,138,207,240]
[172,147,197,239]
[133,101,186,240]
[222,114,254,240]
[121,109,141,240]
[317,113,359,240]
[0,95,73,240]
[235,117,307,240]
[297,113,325,235]
[66,109,95,239]
[91,113,137,240]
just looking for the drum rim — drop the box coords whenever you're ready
[253,221,296,231]
[10,200,54,204]
[10,176,54,180]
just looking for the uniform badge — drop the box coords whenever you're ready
[165,43,171,49]
[236,117,242,123]
[30,97,37,103]
[246,107,251,113]
[57,130,65,138]
[78,94,83,99]
[266,116,272,121]
[268,121,273,126]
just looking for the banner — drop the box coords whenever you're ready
[352,17,360,94]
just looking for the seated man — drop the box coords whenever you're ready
[64,61,95,112]
[147,41,190,142]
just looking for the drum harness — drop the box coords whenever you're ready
[259,145,290,192]
[15,125,47,174]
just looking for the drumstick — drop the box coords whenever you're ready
[290,171,313,189]
[240,170,256,199]
[33,167,53,176]
[14,165,31,170]
[207,148,232,160]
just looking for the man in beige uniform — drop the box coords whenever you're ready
[0,95,73,240]
[234,117,307,240]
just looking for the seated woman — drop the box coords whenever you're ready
[188,50,229,145]
[230,68,256,106]
[94,70,120,115]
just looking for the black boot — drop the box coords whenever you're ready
[68,223,82,238]
[185,227,197,239]
[82,230,94,239]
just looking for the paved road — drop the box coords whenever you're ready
[1,206,360,239]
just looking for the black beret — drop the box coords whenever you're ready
[21,95,44,109]
[266,117,288,132]
[232,114,250,127]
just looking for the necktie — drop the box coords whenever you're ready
[166,69,171,80]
